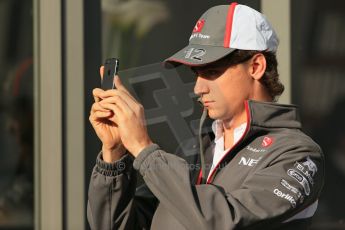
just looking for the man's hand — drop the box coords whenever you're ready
[98,75,153,157]
[89,67,125,163]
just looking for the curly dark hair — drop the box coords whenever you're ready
[222,49,285,101]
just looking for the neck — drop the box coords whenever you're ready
[222,108,248,149]
[252,82,274,102]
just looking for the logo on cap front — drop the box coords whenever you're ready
[193,19,205,33]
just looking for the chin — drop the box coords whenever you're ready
[207,110,221,120]
[207,109,232,121]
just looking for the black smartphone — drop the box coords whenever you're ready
[102,58,119,90]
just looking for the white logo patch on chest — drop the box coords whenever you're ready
[238,157,262,167]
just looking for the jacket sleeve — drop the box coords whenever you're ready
[87,152,158,230]
[133,143,324,229]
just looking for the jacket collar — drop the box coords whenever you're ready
[247,100,302,130]
[197,100,302,184]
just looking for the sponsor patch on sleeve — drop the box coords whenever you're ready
[294,156,317,185]
[280,179,304,203]
[287,168,310,196]
[273,188,297,208]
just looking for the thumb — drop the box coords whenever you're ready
[114,75,129,93]
[114,75,138,102]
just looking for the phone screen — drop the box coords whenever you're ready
[102,58,119,90]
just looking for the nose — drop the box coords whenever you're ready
[194,76,209,96]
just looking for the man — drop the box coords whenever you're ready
[88,3,324,229]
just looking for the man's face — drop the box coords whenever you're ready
[192,58,253,121]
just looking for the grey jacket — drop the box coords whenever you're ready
[87,100,324,230]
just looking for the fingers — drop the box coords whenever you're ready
[91,101,109,113]
[89,110,112,122]
[90,102,112,119]
[92,68,144,125]
[96,68,137,102]
[100,66,104,81]
[89,101,114,128]
[100,83,139,111]
[93,88,104,102]
[100,95,131,117]
[92,66,105,103]
[101,92,139,114]
[97,101,122,124]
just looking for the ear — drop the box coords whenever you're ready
[248,53,266,80]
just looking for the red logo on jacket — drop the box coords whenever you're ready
[262,136,273,147]
[193,19,205,33]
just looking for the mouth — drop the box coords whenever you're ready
[202,101,214,107]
